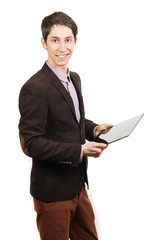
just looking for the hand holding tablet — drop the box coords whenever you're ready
[96,114,144,144]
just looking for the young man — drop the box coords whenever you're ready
[19,12,112,240]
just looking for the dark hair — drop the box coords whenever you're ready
[41,12,78,43]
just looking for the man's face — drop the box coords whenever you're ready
[42,24,77,73]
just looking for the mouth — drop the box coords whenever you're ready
[56,53,69,59]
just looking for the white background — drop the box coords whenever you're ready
[0,0,160,239]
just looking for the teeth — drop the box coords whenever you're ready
[58,55,66,58]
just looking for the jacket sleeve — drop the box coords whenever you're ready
[85,119,98,141]
[18,81,81,165]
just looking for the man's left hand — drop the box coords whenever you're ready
[94,123,114,138]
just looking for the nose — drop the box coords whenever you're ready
[59,40,66,52]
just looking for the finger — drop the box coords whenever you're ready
[92,142,107,147]
[96,143,108,149]
[100,126,113,134]
[92,150,102,158]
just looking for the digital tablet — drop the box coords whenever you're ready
[96,113,144,144]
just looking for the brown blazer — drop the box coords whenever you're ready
[19,63,97,202]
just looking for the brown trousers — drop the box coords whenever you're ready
[34,187,98,240]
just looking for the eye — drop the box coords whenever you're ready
[51,39,59,43]
[66,38,72,43]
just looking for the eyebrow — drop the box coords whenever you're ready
[50,36,73,40]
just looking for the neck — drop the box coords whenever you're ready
[47,61,69,75]
[47,60,68,74]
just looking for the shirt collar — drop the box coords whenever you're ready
[46,61,70,83]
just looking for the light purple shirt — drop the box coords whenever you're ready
[46,62,83,162]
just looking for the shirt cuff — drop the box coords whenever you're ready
[79,145,83,163]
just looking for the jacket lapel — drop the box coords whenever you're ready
[70,72,85,122]
[42,63,80,124]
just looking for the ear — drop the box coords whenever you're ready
[41,37,47,50]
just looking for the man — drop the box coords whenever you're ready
[19,12,113,240]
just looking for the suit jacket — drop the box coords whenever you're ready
[19,63,97,202]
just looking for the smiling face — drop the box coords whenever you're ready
[41,24,77,73]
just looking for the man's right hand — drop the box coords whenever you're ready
[82,142,108,158]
